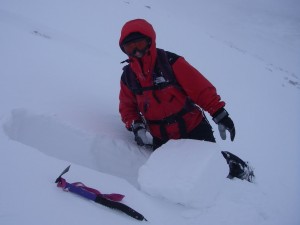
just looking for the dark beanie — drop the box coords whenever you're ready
[122,32,148,45]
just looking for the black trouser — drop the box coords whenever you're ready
[152,118,216,150]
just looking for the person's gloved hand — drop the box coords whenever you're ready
[131,121,152,147]
[213,108,235,141]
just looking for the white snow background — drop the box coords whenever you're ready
[1,0,299,224]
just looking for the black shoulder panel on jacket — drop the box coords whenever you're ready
[121,65,143,94]
[121,65,130,84]
[165,51,180,65]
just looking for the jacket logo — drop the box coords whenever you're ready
[154,76,168,85]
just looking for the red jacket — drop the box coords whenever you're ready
[119,19,225,140]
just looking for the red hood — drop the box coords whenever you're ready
[119,19,157,81]
[119,19,156,48]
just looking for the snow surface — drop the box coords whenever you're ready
[1,0,300,225]
[138,140,229,208]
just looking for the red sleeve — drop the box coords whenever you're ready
[172,57,225,116]
[119,80,141,129]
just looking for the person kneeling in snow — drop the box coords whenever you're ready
[118,19,254,182]
[119,19,234,149]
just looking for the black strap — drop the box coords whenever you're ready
[95,195,147,221]
[147,99,195,141]
[121,49,180,95]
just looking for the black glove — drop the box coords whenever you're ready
[213,108,235,141]
[131,121,152,147]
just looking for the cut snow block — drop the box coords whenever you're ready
[138,139,228,208]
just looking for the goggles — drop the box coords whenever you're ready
[122,38,150,56]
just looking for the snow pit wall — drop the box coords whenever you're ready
[138,140,228,208]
